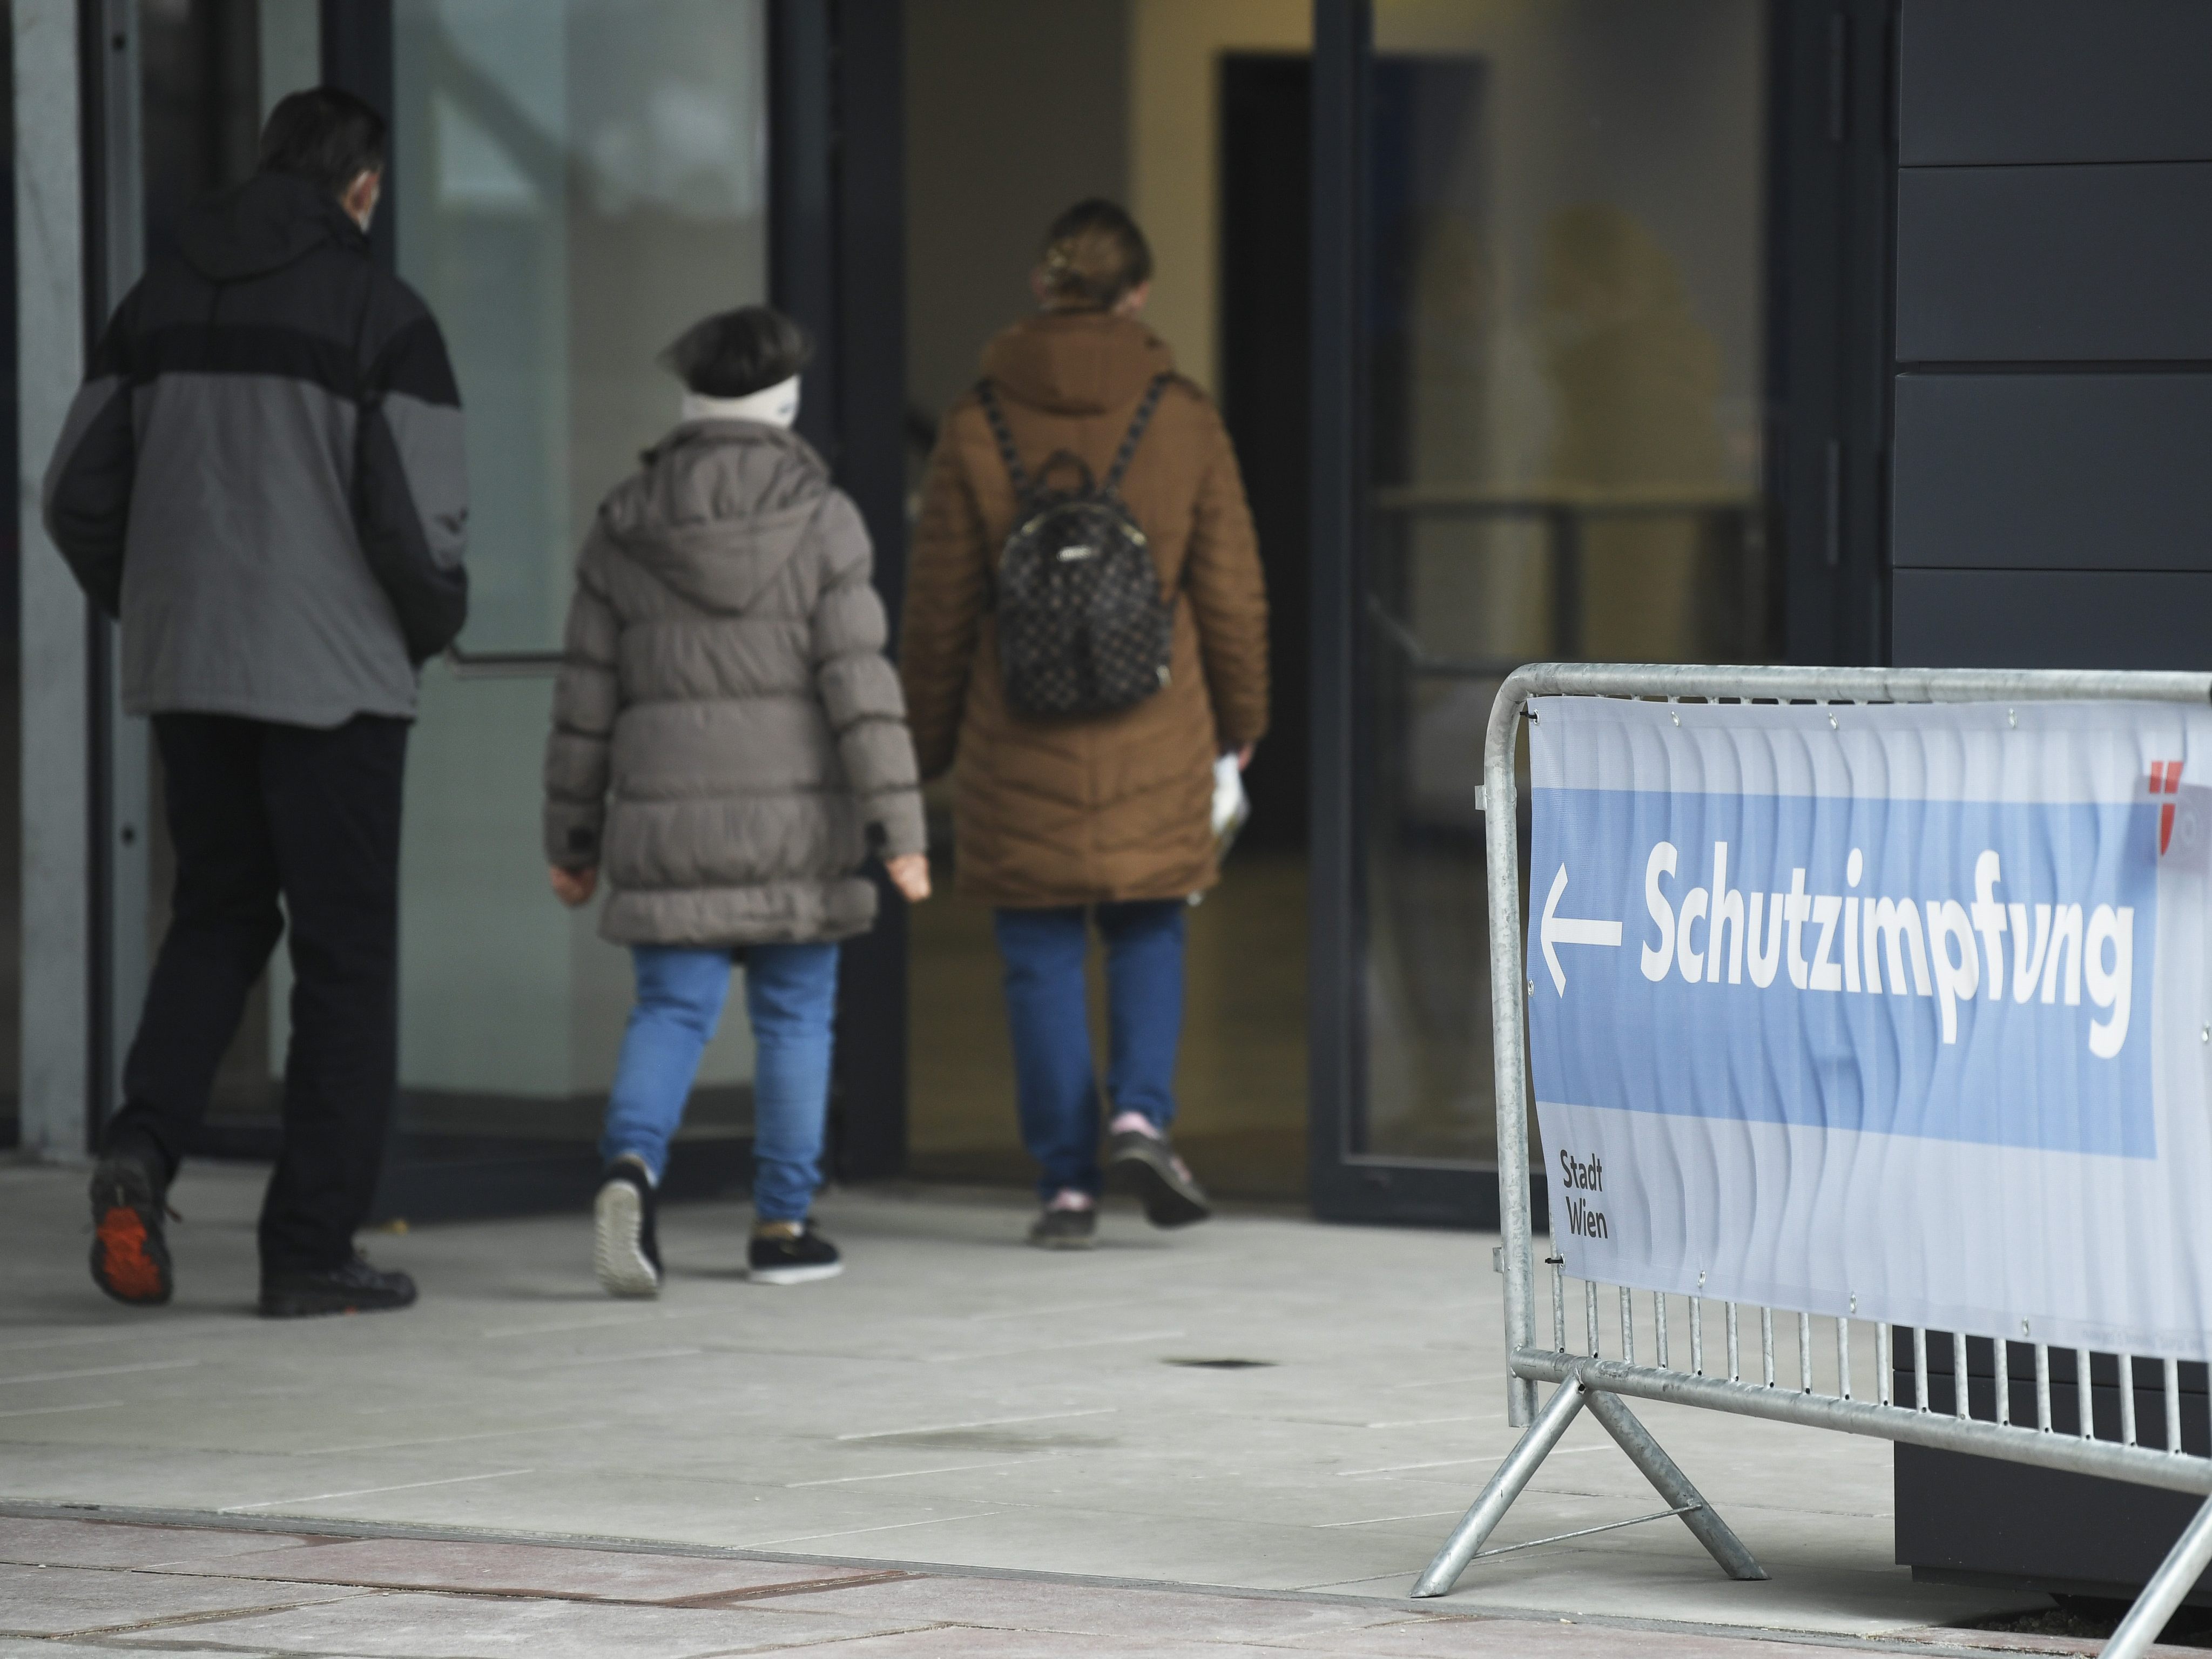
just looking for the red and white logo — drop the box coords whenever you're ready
[2151,760,2183,854]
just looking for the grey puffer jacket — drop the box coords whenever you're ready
[543,420,925,947]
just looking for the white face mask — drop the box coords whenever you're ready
[680,375,801,429]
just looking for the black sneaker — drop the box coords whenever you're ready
[259,1256,417,1319]
[89,1147,173,1306]
[594,1158,662,1299]
[1107,1128,1211,1228]
[748,1222,842,1285]
[1028,1205,1098,1251]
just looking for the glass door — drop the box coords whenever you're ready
[366,0,771,1214]
[1311,0,1779,1224]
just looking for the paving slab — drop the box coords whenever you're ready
[144,1589,922,1658]
[0,1515,329,1569]
[180,1534,906,1602]
[0,1516,2177,1658]
[0,1560,365,1638]
[0,1163,2043,1641]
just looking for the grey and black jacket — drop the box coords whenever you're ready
[43,171,468,727]
[544,420,926,948]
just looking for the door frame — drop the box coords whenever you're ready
[770,0,909,1185]
[1303,0,1892,1229]
[66,0,920,1213]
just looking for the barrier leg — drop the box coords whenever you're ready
[1413,1373,1588,1597]
[1582,1386,1766,1580]
[2100,1493,2212,1659]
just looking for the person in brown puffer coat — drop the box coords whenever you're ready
[901,200,1270,1249]
[544,306,928,1298]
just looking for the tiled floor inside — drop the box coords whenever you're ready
[0,1159,2059,1654]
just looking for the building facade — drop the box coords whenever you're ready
[8,0,2204,1604]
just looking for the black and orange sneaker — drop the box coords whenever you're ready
[88,1148,173,1306]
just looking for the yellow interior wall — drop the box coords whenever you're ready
[1129,0,1311,394]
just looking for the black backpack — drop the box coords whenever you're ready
[978,374,1175,719]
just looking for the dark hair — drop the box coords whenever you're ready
[258,88,388,198]
[1038,199,1152,311]
[658,305,813,397]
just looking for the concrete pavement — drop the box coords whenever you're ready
[1,1159,2051,1651]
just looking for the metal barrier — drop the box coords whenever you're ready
[1417,662,2212,1659]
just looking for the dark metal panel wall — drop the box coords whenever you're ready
[1890,0,2212,1601]
[1892,571,2212,671]
[1893,376,2212,571]
[1898,0,2212,165]
[1896,165,2212,362]
[1889,0,2212,673]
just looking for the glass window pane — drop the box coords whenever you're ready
[1358,1,1773,1165]
[387,0,767,1156]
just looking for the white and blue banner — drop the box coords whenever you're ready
[1528,695,2212,1360]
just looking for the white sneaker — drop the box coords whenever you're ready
[594,1160,662,1298]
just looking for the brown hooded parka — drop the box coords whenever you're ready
[901,312,1269,907]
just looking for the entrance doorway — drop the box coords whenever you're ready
[900,0,1313,1205]
[1309,0,1782,1225]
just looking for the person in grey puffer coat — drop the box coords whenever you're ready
[543,306,928,1297]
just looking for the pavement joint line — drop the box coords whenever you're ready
[922,1328,1186,1363]
[1360,1413,1509,1429]
[124,1563,932,1610]
[1337,1445,1611,1478]
[960,1293,1204,1323]
[32,1589,382,1642]
[0,1358,200,1386]
[477,1313,673,1340]
[218,1469,537,1513]
[0,1400,124,1420]
[550,1346,705,1368]
[288,1424,582,1455]
[0,1499,2039,1656]
[1311,1509,1467,1529]
[725,1510,1010,1548]
[785,1460,1038,1488]
[835,1408,1118,1441]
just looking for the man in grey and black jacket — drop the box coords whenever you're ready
[44,88,467,1318]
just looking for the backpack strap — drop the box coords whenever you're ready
[975,379,1035,505]
[1101,374,1172,497]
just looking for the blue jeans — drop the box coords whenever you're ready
[993,901,1186,1201]
[599,942,841,1223]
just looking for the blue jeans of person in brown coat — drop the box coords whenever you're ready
[994,900,1186,1201]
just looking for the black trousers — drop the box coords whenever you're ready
[109,712,409,1272]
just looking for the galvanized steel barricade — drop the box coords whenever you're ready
[1418,663,2212,1659]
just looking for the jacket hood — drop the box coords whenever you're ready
[178,172,367,284]
[979,312,1176,415]
[600,421,833,614]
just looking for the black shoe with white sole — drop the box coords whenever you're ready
[748,1222,842,1285]
[1107,1128,1211,1228]
[595,1159,662,1298]
[259,1256,417,1319]
[1028,1205,1098,1250]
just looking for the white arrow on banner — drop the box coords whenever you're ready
[1540,865,1622,994]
